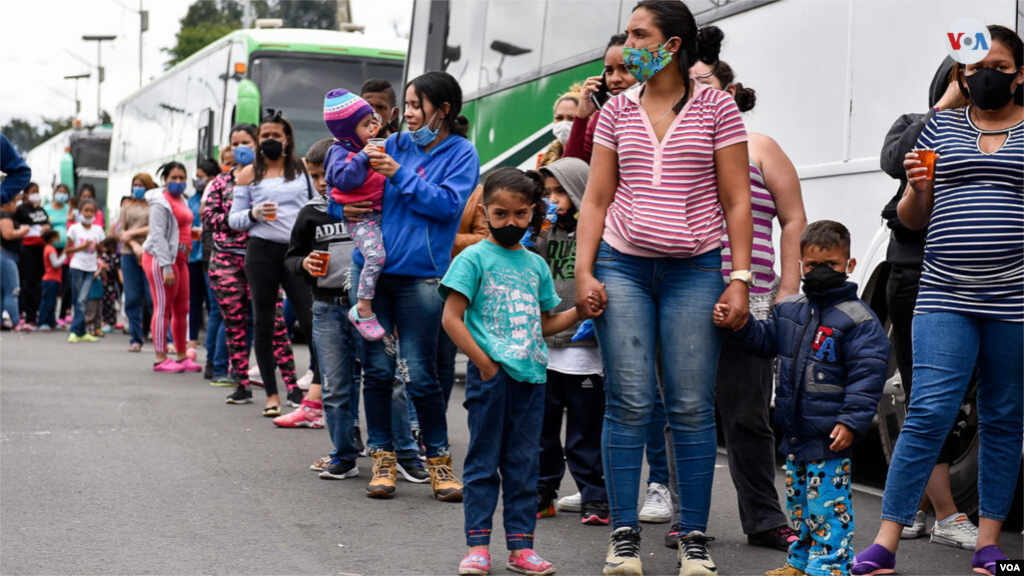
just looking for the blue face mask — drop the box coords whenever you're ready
[233,145,255,166]
[410,110,441,147]
[55,192,69,204]
[131,186,146,199]
[167,181,187,196]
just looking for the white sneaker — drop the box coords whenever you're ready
[901,510,927,539]
[678,531,717,576]
[297,369,314,391]
[639,482,673,523]
[604,526,642,576]
[930,512,978,550]
[556,491,582,513]
[248,365,263,384]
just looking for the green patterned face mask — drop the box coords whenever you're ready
[623,39,676,83]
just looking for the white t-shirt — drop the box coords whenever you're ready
[66,223,105,272]
[547,346,603,376]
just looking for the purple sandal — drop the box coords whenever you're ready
[851,544,896,575]
[972,545,1006,576]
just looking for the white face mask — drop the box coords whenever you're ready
[28,193,40,205]
[552,120,573,145]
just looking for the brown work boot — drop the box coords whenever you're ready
[427,454,463,502]
[366,450,397,499]
[765,564,805,576]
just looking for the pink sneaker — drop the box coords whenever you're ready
[348,305,386,341]
[273,403,325,428]
[459,549,491,576]
[178,358,203,373]
[507,549,555,576]
[154,359,185,373]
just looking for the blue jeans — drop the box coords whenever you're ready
[437,322,458,410]
[463,361,545,550]
[312,300,361,464]
[882,312,1023,524]
[351,264,449,457]
[204,273,228,375]
[68,268,95,337]
[647,386,670,486]
[121,254,151,345]
[593,242,725,531]
[0,248,20,324]
[39,280,60,327]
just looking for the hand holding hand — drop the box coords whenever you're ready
[575,274,607,319]
[717,282,750,331]
[713,303,731,327]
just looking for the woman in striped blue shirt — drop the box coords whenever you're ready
[854,25,1023,576]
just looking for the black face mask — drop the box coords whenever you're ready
[802,263,848,293]
[555,207,578,232]
[488,221,528,248]
[260,138,284,160]
[965,68,1019,111]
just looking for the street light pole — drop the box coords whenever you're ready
[82,35,116,123]
[63,73,91,122]
[139,0,149,87]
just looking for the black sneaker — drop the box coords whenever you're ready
[678,531,717,575]
[748,525,799,552]
[225,385,253,405]
[537,487,558,519]
[396,457,430,483]
[203,363,214,380]
[286,387,305,408]
[412,428,426,461]
[665,522,681,549]
[319,459,359,480]
[353,425,367,457]
[581,500,611,525]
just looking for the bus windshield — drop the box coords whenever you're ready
[70,138,111,207]
[251,54,404,155]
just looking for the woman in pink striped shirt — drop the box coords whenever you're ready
[573,2,754,574]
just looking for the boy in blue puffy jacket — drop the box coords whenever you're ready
[715,220,889,576]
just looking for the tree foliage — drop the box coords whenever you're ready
[1,116,76,154]
[164,0,339,69]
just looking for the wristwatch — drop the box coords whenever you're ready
[729,269,755,288]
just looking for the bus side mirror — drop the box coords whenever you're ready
[236,79,261,126]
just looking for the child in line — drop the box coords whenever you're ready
[84,254,106,336]
[714,220,889,576]
[531,157,610,526]
[37,229,65,331]
[99,237,121,332]
[65,199,106,343]
[442,167,581,576]
[322,88,387,342]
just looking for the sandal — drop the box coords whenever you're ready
[348,305,386,341]
[128,343,142,352]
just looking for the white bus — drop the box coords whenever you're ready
[107,27,406,221]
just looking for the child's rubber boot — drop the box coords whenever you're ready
[851,544,896,575]
[348,304,386,341]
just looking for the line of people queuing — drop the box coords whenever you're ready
[1,3,1020,576]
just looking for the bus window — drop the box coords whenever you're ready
[480,1,545,89]
[444,0,488,95]
[251,54,403,156]
[542,0,620,69]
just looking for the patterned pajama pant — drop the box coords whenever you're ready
[785,457,855,576]
[351,212,385,302]
[208,251,296,389]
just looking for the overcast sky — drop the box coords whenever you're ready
[0,0,413,128]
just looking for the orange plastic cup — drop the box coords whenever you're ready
[264,202,278,221]
[914,149,936,180]
[311,250,331,277]
[191,227,202,241]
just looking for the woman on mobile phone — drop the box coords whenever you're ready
[564,34,637,164]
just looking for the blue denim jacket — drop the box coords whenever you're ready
[734,282,889,462]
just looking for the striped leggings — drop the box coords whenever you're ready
[208,251,296,389]
[142,251,189,355]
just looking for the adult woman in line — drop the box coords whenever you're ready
[1,188,28,329]
[15,182,52,330]
[566,34,635,164]
[659,60,806,552]
[206,124,299,408]
[44,184,73,325]
[853,26,1023,576]
[538,91,580,168]
[573,2,753,574]
[119,173,156,351]
[229,113,316,416]
[186,158,219,360]
[142,162,202,373]
[341,70,479,502]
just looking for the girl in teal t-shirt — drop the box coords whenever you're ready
[440,168,580,576]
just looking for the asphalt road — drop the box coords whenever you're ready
[2,330,1021,575]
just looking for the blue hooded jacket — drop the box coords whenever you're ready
[734,282,889,462]
[352,131,480,278]
[1,134,32,204]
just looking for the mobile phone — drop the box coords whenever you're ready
[590,74,610,110]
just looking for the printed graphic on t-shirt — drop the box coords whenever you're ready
[482,267,546,365]
[545,239,576,281]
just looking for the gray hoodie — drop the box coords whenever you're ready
[534,157,591,349]
[141,188,182,274]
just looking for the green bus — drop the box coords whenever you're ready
[107,27,406,220]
